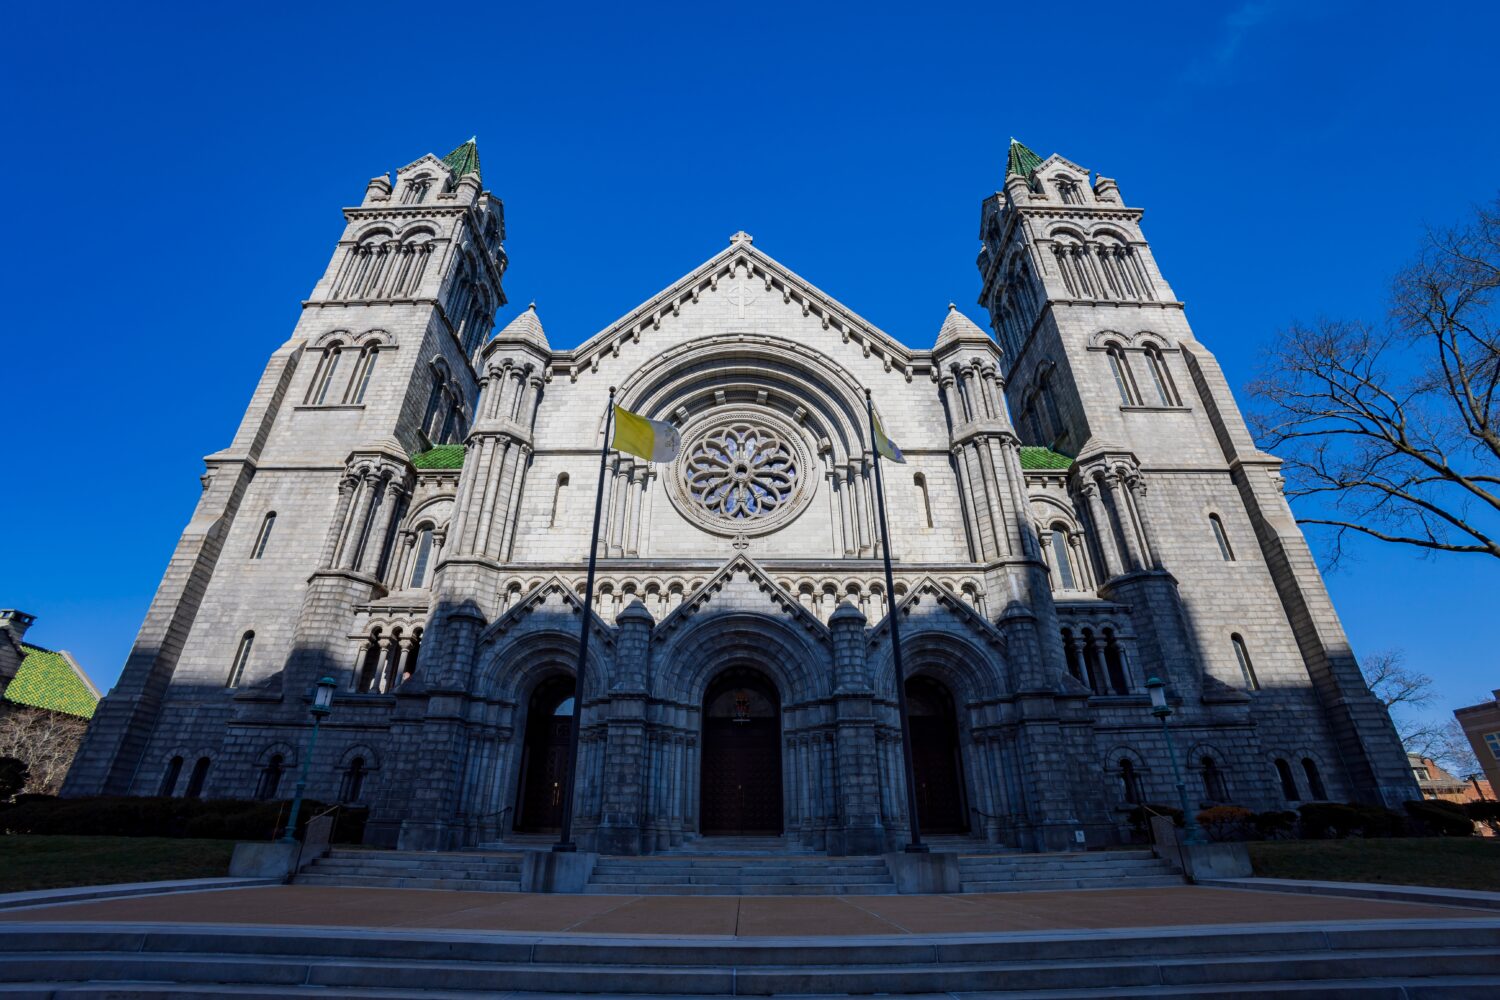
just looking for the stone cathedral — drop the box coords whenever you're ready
[64,139,1417,853]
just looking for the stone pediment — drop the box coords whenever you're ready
[653,554,828,644]
[550,237,932,384]
[867,576,1006,652]
[393,153,450,178]
[477,575,614,649]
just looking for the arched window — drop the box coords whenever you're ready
[1274,758,1300,801]
[549,473,570,527]
[1301,758,1327,800]
[226,631,254,688]
[408,527,434,588]
[1103,628,1130,694]
[1082,628,1107,695]
[251,512,276,559]
[401,174,432,205]
[1210,514,1235,561]
[1231,634,1259,691]
[1201,756,1229,802]
[1056,178,1083,205]
[1061,629,1085,684]
[1049,524,1077,590]
[340,757,367,803]
[1118,758,1143,804]
[312,346,343,405]
[256,754,284,800]
[159,756,183,797]
[184,757,211,799]
[1144,345,1178,405]
[1039,374,1064,444]
[348,345,379,404]
[423,379,447,441]
[914,472,934,528]
[1105,344,1140,405]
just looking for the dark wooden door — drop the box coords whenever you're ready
[517,715,571,831]
[700,718,783,835]
[910,716,967,834]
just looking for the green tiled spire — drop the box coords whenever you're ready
[441,137,481,182]
[1005,137,1043,181]
[412,444,465,470]
[5,644,98,719]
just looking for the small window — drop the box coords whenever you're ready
[349,347,379,404]
[409,527,434,589]
[1202,756,1229,802]
[251,512,276,559]
[1274,758,1300,801]
[1144,346,1178,406]
[227,631,254,688]
[1486,733,1500,760]
[184,757,211,799]
[1049,526,1077,590]
[1210,514,1235,561]
[549,473,570,527]
[1302,758,1328,799]
[256,754,284,800]
[159,756,183,797]
[1106,344,1140,405]
[1413,766,1431,781]
[313,346,342,405]
[1118,758,1142,804]
[914,473,934,528]
[1231,634,1259,691]
[341,757,367,803]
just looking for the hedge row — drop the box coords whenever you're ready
[0,796,368,843]
[1130,799,1484,841]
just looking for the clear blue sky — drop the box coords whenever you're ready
[4,2,1496,729]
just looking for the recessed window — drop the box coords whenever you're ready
[1231,634,1259,691]
[1413,766,1431,781]
[914,473,934,528]
[184,757,211,799]
[1274,758,1299,801]
[1486,733,1500,760]
[256,754,284,800]
[409,527,434,589]
[227,631,254,688]
[159,756,183,797]
[1210,514,1235,561]
[1144,345,1178,405]
[251,512,276,559]
[1105,344,1141,405]
[349,346,379,404]
[1118,758,1142,804]
[1049,525,1077,590]
[341,757,367,802]
[549,473,570,528]
[313,346,342,404]
[1202,756,1230,802]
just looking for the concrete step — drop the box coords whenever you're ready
[584,874,895,887]
[293,874,521,892]
[582,882,897,895]
[590,862,889,875]
[963,874,1188,892]
[303,862,522,878]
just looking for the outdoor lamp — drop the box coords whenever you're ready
[1144,675,1207,846]
[312,676,337,716]
[280,677,338,842]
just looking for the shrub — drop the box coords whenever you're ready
[1464,800,1500,823]
[1404,799,1475,837]
[1196,805,1254,842]
[0,796,366,843]
[1349,804,1406,838]
[1252,810,1298,839]
[1297,802,1362,839]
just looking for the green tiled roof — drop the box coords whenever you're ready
[1019,446,1073,471]
[1006,138,1043,180]
[411,444,465,470]
[441,138,480,182]
[5,644,97,719]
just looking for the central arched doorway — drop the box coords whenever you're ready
[699,668,783,835]
[906,676,968,834]
[514,675,575,832]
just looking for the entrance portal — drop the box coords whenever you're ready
[906,676,968,834]
[699,668,783,835]
[515,675,575,832]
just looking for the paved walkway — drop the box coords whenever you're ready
[1,885,1491,937]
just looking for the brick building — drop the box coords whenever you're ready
[64,139,1417,853]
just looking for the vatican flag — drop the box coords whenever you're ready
[872,412,906,464]
[612,405,681,463]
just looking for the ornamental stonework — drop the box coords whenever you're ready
[668,409,816,537]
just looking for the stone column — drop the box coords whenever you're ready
[359,477,405,577]
[828,601,884,853]
[1080,478,1122,580]
[319,474,359,568]
[596,599,652,854]
[1126,471,1164,570]
[1106,470,1145,571]
[336,473,378,570]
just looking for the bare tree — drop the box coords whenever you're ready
[1360,649,1482,777]
[0,708,87,796]
[1250,196,1500,566]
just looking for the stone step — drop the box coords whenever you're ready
[590,862,889,874]
[959,863,1180,879]
[963,874,1188,892]
[323,849,521,863]
[2,945,1498,995]
[304,862,522,878]
[293,874,521,892]
[584,872,894,886]
[583,882,897,895]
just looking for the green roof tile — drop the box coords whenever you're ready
[412,444,465,470]
[1006,138,1043,181]
[6,645,97,719]
[1019,446,1073,471]
[441,138,480,183]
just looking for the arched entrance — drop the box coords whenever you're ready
[515,675,575,832]
[699,668,783,835]
[906,676,968,834]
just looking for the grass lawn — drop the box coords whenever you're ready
[1248,837,1500,892]
[0,835,236,893]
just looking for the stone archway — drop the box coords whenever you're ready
[699,667,783,836]
[906,675,969,834]
[514,675,575,832]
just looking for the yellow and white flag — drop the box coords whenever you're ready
[872,412,906,464]
[612,405,681,463]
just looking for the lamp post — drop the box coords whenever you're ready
[280,676,337,843]
[1145,676,1206,845]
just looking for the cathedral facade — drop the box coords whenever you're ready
[64,140,1417,853]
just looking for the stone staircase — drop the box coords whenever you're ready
[1,918,1497,996]
[585,854,897,895]
[295,848,522,891]
[958,847,1184,892]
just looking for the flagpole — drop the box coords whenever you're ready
[864,388,928,854]
[554,386,615,853]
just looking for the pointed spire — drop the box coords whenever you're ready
[441,137,481,182]
[1005,137,1042,181]
[494,302,548,348]
[936,303,987,346]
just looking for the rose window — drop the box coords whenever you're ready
[685,423,799,522]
